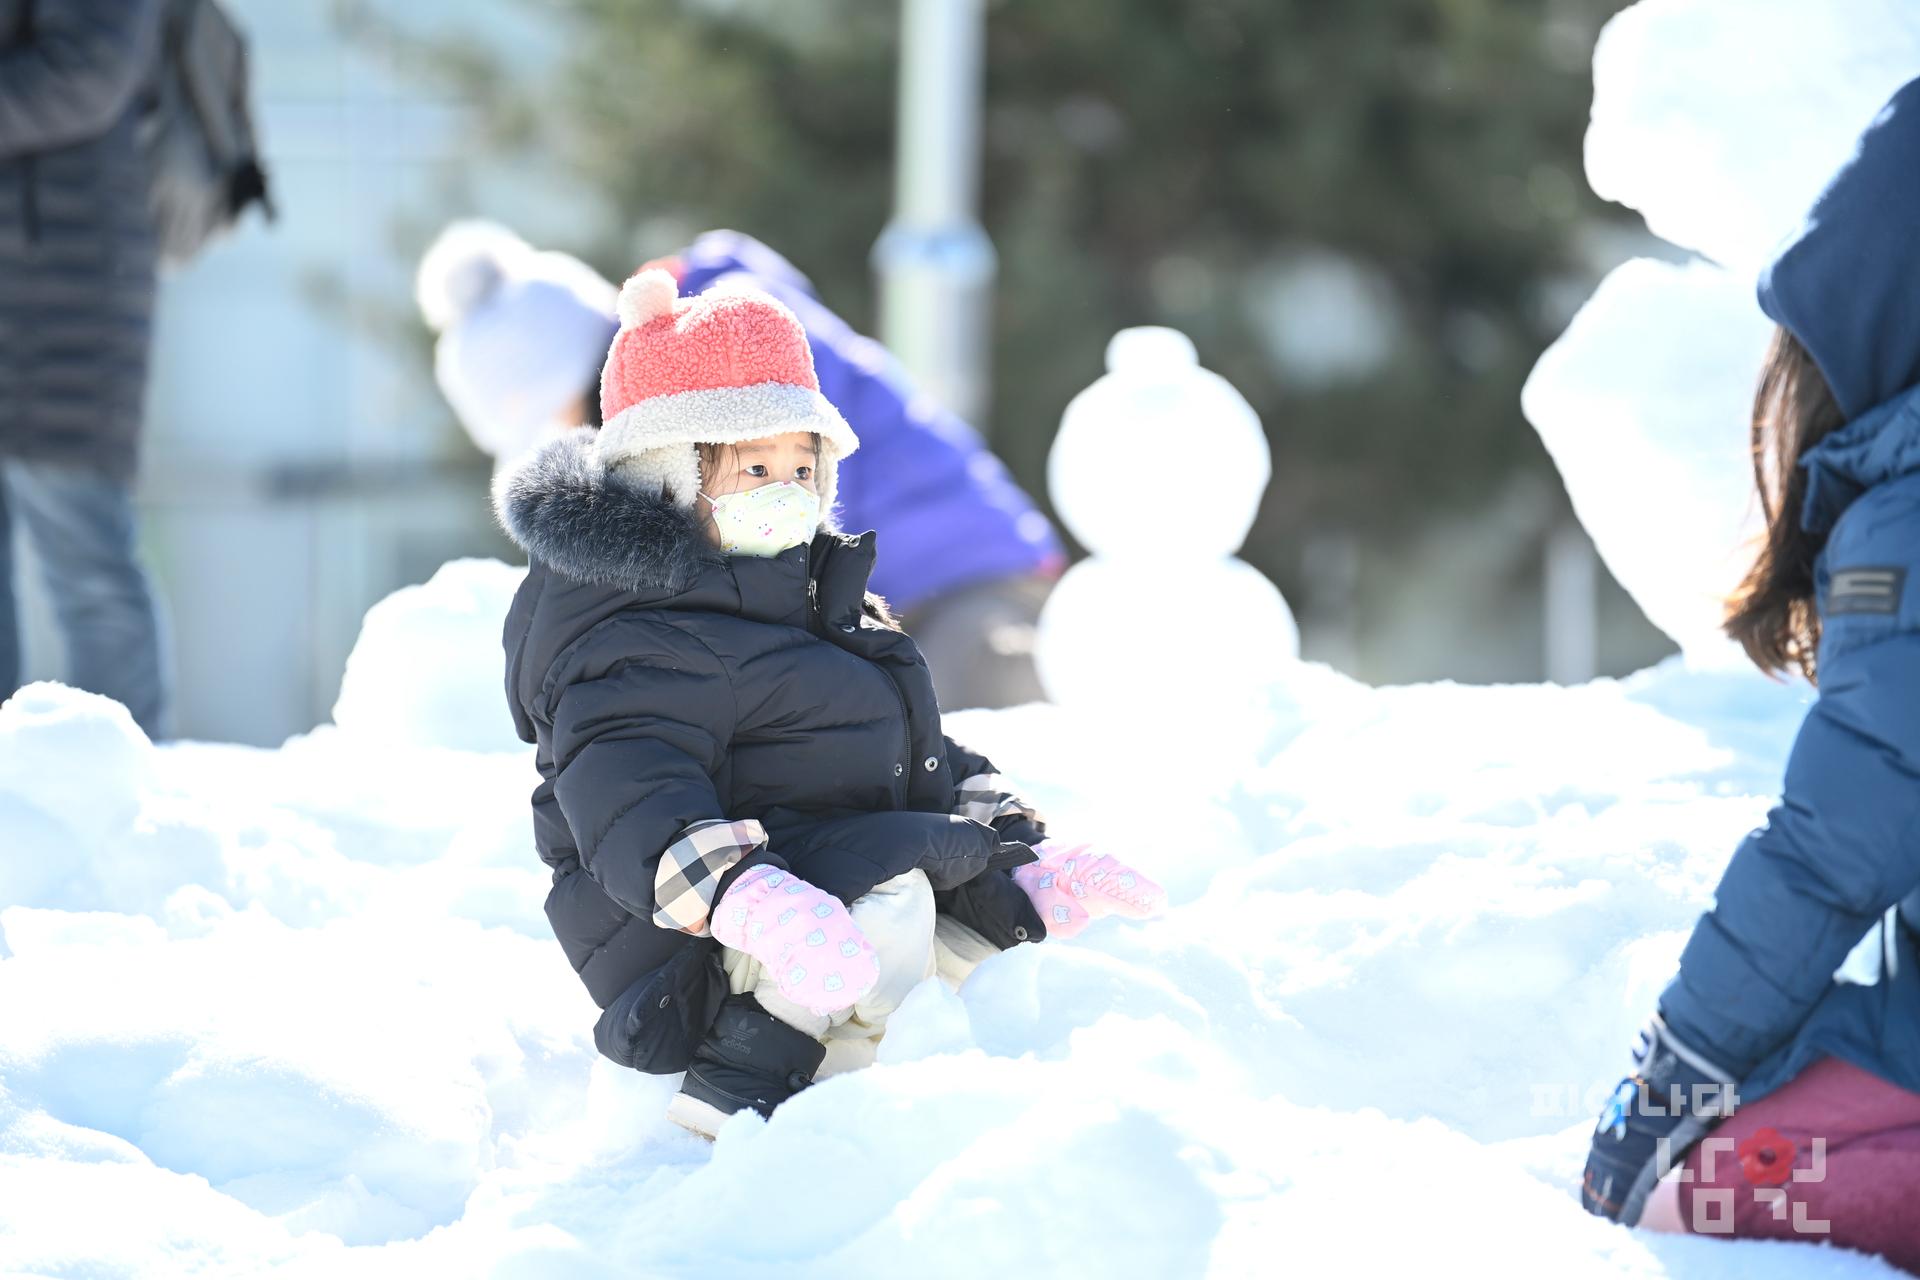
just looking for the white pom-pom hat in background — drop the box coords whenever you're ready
[415,220,620,463]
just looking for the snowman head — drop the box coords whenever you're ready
[1049,327,1270,560]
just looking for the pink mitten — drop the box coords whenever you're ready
[710,866,880,1016]
[1010,842,1167,940]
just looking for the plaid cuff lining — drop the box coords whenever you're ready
[953,772,1043,830]
[655,818,768,935]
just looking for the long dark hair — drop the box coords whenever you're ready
[1723,328,1848,682]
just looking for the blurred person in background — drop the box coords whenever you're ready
[1580,77,1920,1272]
[416,219,620,469]
[0,0,170,739]
[418,222,1064,711]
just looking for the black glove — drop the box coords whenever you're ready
[988,840,1039,872]
[932,857,1048,950]
[1580,1012,1739,1224]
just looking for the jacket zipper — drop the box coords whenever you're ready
[815,572,911,805]
[883,672,912,808]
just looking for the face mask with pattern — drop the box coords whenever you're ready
[701,480,821,556]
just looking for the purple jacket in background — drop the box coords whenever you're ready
[673,230,1064,613]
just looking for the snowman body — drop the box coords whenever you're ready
[1036,327,1299,720]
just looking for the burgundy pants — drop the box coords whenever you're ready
[1677,1056,1920,1273]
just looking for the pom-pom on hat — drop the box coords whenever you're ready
[595,268,859,519]
[416,220,619,461]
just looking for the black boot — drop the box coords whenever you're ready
[667,995,827,1139]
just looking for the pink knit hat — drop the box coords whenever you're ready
[594,268,858,519]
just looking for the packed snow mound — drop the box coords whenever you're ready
[1522,260,1775,666]
[1037,556,1299,715]
[0,682,154,852]
[331,558,529,754]
[1587,0,1920,272]
[7,600,1879,1275]
[1526,0,1920,664]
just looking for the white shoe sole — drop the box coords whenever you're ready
[665,1091,733,1141]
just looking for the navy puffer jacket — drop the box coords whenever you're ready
[0,0,164,476]
[497,431,1047,1074]
[1657,76,1920,1102]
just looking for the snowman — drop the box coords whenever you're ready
[1037,327,1300,723]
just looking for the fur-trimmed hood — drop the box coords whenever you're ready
[494,428,898,631]
[494,428,726,595]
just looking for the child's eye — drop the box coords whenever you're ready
[746,464,769,478]
[795,465,813,480]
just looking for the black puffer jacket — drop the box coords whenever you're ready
[498,432,1047,1075]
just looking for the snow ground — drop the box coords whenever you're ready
[4,560,1903,1278]
[12,1,1920,1271]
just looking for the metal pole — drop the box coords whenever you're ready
[872,0,996,427]
[1545,522,1599,684]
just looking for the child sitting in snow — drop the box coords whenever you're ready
[1580,76,1920,1267]
[495,269,1164,1137]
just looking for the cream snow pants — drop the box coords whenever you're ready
[721,869,1000,1076]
